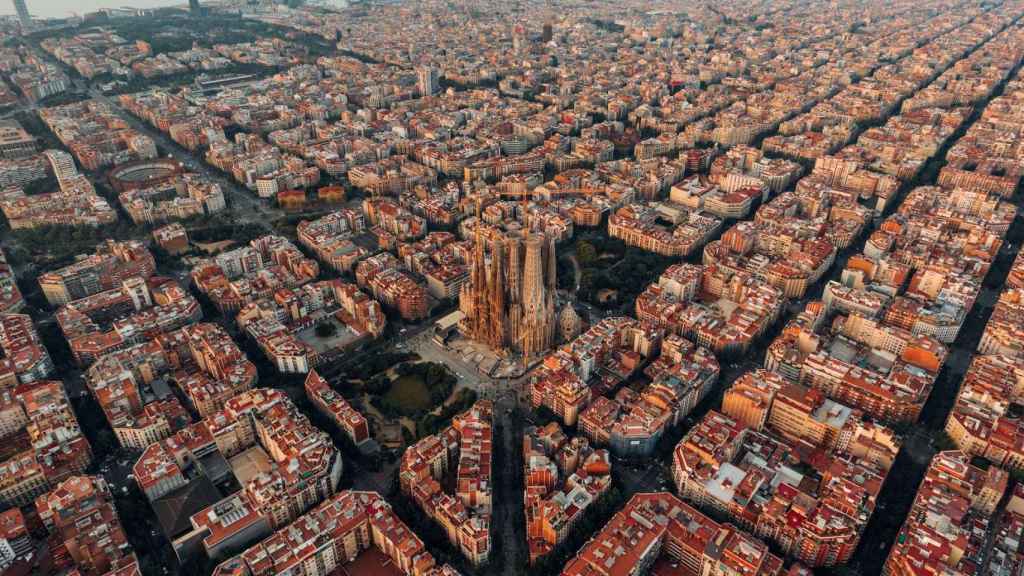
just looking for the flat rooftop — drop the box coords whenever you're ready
[228,446,274,486]
[330,547,404,576]
[0,120,35,146]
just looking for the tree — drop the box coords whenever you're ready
[401,425,415,446]
[575,240,597,266]
[314,321,337,338]
[365,374,391,395]
[579,269,595,294]
[94,429,119,458]
[425,363,446,387]
[417,413,439,438]
[932,430,959,452]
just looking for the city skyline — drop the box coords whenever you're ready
[3,0,184,19]
[1,1,1024,575]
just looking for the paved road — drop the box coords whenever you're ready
[491,394,527,575]
[21,17,1020,576]
[827,26,1024,575]
[85,84,281,231]
[23,45,278,230]
[566,253,581,292]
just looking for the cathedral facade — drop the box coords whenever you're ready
[459,232,558,358]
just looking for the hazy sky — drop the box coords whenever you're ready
[1,0,185,19]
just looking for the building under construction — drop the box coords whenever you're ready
[459,231,558,358]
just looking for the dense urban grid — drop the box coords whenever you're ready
[1,0,1024,575]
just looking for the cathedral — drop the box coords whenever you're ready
[460,232,558,358]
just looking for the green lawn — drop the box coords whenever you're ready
[384,375,433,415]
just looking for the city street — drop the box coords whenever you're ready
[5,4,1024,576]
[87,85,279,230]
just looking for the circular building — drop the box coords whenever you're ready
[108,158,184,192]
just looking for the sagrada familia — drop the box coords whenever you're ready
[459,231,559,358]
